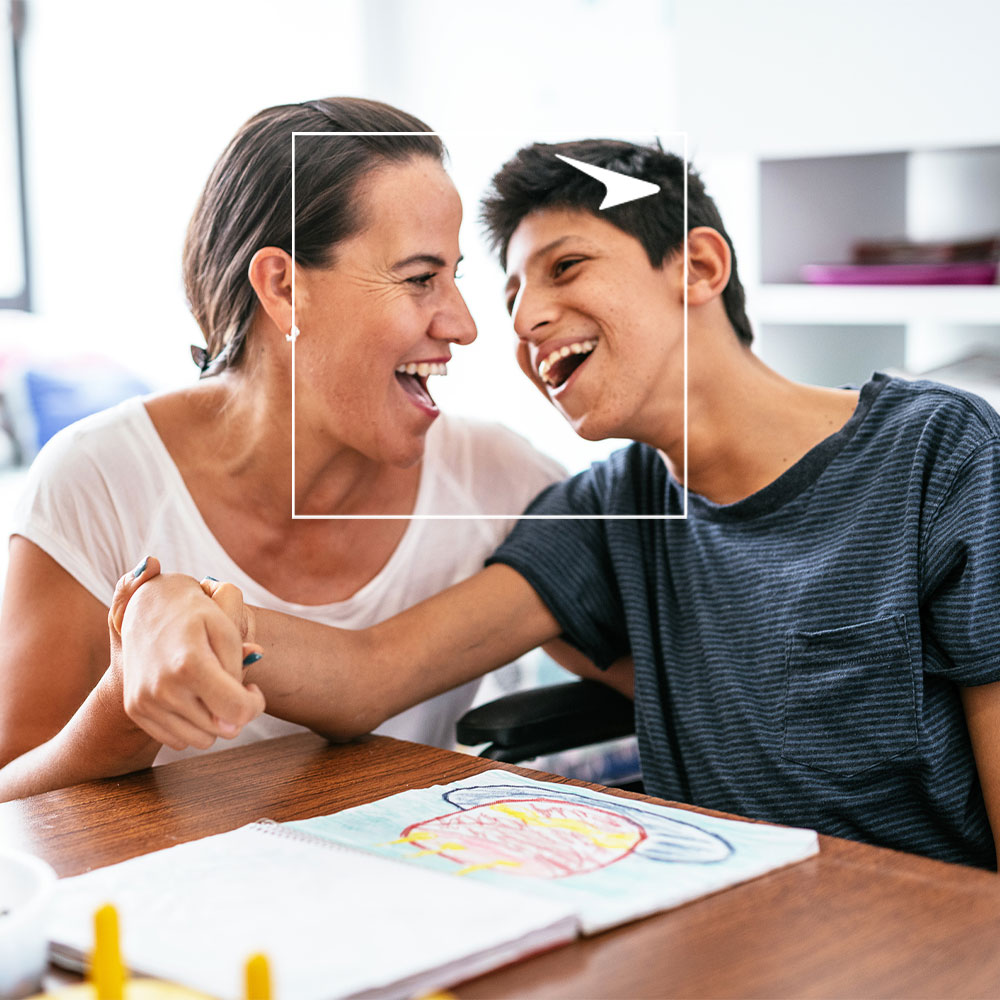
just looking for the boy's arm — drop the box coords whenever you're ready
[919,439,1000,865]
[120,563,564,746]
[0,558,166,803]
[543,641,635,698]
[960,682,1000,865]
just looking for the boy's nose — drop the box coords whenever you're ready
[511,284,557,342]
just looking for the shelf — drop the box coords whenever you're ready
[758,147,1000,285]
[754,284,1000,327]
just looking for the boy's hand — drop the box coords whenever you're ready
[111,562,265,752]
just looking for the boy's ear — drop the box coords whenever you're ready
[685,227,731,306]
[248,247,296,335]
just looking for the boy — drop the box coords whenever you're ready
[120,140,1000,868]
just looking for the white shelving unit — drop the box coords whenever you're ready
[755,285,1000,327]
[749,145,1000,386]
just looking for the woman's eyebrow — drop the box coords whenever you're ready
[391,253,459,271]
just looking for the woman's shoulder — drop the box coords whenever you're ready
[13,392,178,537]
[10,394,171,600]
[23,394,155,480]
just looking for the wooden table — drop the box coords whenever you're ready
[2,733,999,999]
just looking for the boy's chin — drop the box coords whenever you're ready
[563,407,620,443]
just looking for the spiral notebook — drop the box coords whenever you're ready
[47,820,577,1000]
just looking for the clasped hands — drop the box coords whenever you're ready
[109,557,266,753]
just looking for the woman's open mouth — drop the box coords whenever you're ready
[394,361,447,416]
[538,339,597,391]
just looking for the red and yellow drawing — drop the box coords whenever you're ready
[382,783,733,876]
[390,797,647,878]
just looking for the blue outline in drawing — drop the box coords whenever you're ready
[442,785,733,864]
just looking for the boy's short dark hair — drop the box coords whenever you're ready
[480,139,753,346]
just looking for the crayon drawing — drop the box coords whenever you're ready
[385,784,733,878]
[289,769,820,935]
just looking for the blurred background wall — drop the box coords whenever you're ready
[2,0,999,474]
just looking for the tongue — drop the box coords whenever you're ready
[395,371,436,408]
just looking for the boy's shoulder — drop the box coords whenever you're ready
[874,373,1000,439]
[836,374,1000,526]
[862,374,1000,474]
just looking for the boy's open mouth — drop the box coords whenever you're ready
[394,361,447,410]
[538,339,598,389]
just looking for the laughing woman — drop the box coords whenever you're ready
[0,98,563,799]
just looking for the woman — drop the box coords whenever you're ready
[0,97,564,800]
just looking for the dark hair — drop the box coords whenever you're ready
[184,97,444,376]
[480,139,752,346]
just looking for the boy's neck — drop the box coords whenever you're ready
[658,336,861,506]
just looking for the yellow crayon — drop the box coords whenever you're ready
[244,953,272,1000]
[92,903,125,1000]
[37,903,213,1000]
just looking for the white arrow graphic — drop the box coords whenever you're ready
[555,154,660,210]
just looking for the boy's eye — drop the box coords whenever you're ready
[553,258,584,277]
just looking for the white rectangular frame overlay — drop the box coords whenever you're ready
[290,131,688,520]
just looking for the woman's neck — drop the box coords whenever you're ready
[143,370,423,604]
[144,370,421,521]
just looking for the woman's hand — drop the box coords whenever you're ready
[112,562,265,752]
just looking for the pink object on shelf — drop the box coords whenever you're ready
[800,261,999,285]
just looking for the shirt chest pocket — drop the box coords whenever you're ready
[781,615,917,777]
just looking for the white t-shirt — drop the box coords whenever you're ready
[11,397,565,761]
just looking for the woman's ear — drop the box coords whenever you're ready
[248,247,295,335]
[685,227,732,307]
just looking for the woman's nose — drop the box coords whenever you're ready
[432,284,477,345]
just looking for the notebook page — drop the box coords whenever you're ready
[47,821,577,1000]
[291,770,821,935]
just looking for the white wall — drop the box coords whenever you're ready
[673,0,1000,158]
[0,21,22,300]
[8,0,366,384]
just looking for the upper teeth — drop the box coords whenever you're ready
[537,340,597,386]
[395,362,448,377]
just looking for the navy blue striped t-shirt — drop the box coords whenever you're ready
[489,374,1000,868]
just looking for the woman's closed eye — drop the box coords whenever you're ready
[406,272,437,288]
[406,263,462,289]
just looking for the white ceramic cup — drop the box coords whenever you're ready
[0,848,57,998]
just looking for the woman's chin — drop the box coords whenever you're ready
[390,441,427,470]
[379,421,433,470]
